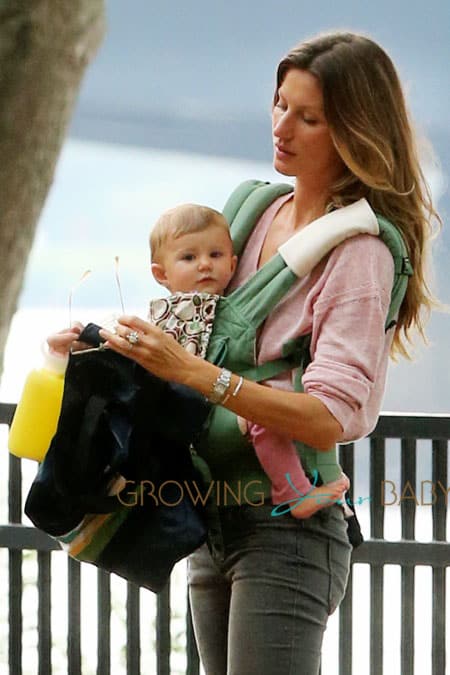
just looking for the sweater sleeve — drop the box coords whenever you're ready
[302,234,395,440]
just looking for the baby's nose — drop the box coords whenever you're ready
[198,256,212,269]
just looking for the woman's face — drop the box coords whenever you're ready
[272,68,344,184]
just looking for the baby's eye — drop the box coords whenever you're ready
[181,253,195,261]
[210,251,223,258]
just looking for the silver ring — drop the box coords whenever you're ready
[125,330,140,346]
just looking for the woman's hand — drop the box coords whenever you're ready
[98,315,194,383]
[47,322,85,357]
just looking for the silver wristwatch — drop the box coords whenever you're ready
[208,368,232,404]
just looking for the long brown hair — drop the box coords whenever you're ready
[275,32,442,359]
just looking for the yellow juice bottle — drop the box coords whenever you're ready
[8,349,66,462]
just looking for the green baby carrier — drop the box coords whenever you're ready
[194,180,413,505]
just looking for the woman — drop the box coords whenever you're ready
[97,32,439,674]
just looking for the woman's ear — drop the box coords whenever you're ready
[151,263,170,289]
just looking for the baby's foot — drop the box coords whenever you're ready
[290,473,350,519]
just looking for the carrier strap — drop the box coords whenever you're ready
[225,180,413,332]
[377,216,413,328]
[223,180,294,256]
[225,255,297,329]
[235,334,312,382]
[225,185,382,332]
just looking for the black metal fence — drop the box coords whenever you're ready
[339,413,450,675]
[1,403,449,675]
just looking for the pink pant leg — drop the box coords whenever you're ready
[247,422,312,503]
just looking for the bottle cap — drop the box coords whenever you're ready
[41,343,68,375]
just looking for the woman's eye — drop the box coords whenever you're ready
[303,118,318,125]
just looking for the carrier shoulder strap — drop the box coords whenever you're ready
[223,180,293,255]
[223,180,413,331]
[376,215,413,329]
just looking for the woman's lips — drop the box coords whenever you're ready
[275,144,295,159]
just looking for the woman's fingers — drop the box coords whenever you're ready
[48,326,83,355]
[115,315,151,334]
[99,315,194,384]
[71,321,85,334]
[99,323,145,354]
[100,316,162,350]
[98,327,130,352]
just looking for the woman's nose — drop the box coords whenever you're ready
[273,112,293,139]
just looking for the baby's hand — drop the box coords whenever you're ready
[47,322,85,356]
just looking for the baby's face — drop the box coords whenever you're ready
[154,225,237,295]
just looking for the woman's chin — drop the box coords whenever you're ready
[273,161,294,177]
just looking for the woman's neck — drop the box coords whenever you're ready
[289,170,337,230]
[290,180,332,230]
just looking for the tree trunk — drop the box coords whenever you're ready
[0,0,106,377]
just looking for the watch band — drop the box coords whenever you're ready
[208,368,232,404]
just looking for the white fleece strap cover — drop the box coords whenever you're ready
[278,198,379,278]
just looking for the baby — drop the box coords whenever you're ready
[149,202,349,518]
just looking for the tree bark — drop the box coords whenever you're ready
[0,0,106,377]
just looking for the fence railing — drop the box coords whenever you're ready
[338,412,449,675]
[1,403,449,675]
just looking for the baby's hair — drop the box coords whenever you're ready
[150,203,231,262]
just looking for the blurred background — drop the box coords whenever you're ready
[2,0,449,410]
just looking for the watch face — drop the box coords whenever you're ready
[210,369,231,403]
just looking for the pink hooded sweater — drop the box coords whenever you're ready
[227,193,396,444]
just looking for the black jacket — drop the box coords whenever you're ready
[25,324,209,592]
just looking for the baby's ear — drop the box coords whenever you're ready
[151,263,170,289]
[230,254,238,276]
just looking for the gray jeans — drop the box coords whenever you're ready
[187,503,351,675]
